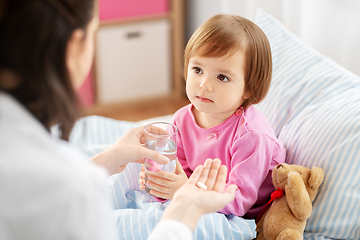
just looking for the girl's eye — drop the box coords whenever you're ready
[218,74,229,82]
[193,67,203,74]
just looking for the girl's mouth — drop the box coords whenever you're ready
[196,96,213,103]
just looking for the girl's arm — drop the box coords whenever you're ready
[217,131,283,217]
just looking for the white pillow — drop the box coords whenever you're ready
[255,9,360,240]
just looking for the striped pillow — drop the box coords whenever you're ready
[255,9,360,240]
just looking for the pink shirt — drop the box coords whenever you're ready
[173,104,286,218]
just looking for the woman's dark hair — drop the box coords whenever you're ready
[0,0,95,140]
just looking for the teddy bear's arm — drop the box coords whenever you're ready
[285,171,312,221]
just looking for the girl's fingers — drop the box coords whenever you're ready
[175,159,186,175]
[148,173,174,186]
[139,177,146,190]
[152,169,176,181]
[149,189,170,199]
[138,178,145,185]
[139,171,146,180]
[147,180,170,194]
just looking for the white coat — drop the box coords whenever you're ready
[0,92,115,240]
[0,92,192,240]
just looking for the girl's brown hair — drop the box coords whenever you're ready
[0,0,95,140]
[184,14,272,110]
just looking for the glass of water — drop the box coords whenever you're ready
[143,122,178,195]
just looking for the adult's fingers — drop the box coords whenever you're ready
[197,159,213,185]
[222,184,237,202]
[212,165,228,192]
[205,158,222,190]
[139,125,169,144]
[226,184,238,195]
[138,146,169,165]
[145,124,169,135]
[187,164,204,185]
[133,158,145,164]
[212,184,237,210]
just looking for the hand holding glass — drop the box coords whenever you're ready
[144,122,178,195]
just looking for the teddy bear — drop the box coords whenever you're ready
[255,163,324,240]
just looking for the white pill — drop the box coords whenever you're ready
[196,181,208,190]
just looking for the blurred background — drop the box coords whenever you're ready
[80,0,360,121]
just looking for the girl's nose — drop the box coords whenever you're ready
[199,77,213,92]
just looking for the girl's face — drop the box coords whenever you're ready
[67,9,99,90]
[186,50,250,126]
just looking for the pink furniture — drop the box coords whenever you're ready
[77,0,169,107]
[99,0,168,21]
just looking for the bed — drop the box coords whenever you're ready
[68,9,360,240]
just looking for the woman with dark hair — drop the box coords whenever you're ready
[0,0,236,239]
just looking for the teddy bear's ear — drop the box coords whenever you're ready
[308,166,325,189]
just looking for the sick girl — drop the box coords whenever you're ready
[140,14,286,219]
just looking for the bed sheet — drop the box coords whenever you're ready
[68,115,257,240]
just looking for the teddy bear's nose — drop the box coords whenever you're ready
[276,164,284,169]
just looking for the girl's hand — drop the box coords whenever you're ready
[139,165,147,190]
[139,160,188,199]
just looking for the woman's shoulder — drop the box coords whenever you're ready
[0,92,108,194]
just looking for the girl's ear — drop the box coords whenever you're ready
[243,91,251,100]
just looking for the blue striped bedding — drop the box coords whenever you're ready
[255,9,360,240]
[67,8,360,240]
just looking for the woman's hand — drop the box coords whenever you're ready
[160,158,237,231]
[90,126,170,175]
[139,160,188,199]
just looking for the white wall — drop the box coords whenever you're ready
[186,0,360,77]
[186,0,223,40]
